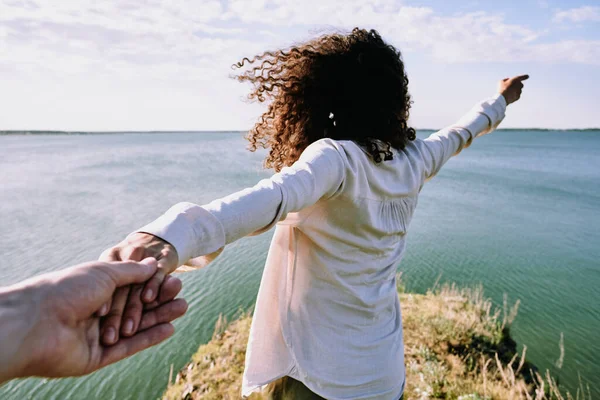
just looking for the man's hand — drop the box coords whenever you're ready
[0,259,187,382]
[498,74,529,105]
[98,233,179,345]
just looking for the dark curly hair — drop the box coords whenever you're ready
[233,28,416,172]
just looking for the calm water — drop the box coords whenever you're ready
[1,130,599,399]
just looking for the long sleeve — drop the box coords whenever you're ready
[135,138,346,267]
[419,93,507,181]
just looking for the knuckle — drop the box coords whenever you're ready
[133,244,147,253]
[121,246,141,261]
[127,247,141,257]
[99,247,119,261]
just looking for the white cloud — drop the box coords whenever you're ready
[1,0,598,85]
[530,39,600,65]
[221,3,597,66]
[0,0,599,130]
[224,0,401,26]
[0,0,273,85]
[383,9,542,63]
[554,6,600,23]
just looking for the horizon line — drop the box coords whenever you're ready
[2,128,599,135]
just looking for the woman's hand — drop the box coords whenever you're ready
[498,74,529,105]
[98,233,179,345]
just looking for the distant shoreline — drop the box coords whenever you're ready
[1,128,599,136]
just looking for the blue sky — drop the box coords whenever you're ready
[0,0,598,130]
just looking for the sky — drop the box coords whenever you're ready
[0,0,599,131]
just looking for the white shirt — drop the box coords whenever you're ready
[137,94,507,399]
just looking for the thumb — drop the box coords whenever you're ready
[101,258,158,288]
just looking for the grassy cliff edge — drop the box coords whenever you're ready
[163,279,591,400]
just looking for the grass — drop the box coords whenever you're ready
[163,276,591,400]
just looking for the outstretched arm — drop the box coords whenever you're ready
[418,75,528,181]
[98,138,346,344]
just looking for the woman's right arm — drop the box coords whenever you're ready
[96,138,346,343]
[418,75,528,181]
[131,138,346,269]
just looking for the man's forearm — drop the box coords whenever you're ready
[0,284,39,384]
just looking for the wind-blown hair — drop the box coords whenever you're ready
[233,28,416,172]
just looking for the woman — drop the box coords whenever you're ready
[99,28,528,399]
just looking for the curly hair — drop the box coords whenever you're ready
[233,28,416,172]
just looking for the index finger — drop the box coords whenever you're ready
[514,74,529,81]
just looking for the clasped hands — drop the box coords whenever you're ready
[0,256,187,383]
[97,232,181,346]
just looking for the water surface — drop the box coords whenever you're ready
[1,130,598,399]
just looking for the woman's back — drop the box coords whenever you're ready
[239,95,505,398]
[246,138,417,398]
[261,209,406,398]
[285,138,420,301]
[104,27,527,400]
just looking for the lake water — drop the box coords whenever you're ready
[1,130,599,399]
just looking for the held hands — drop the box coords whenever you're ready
[498,75,529,105]
[0,259,187,381]
[98,233,179,345]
